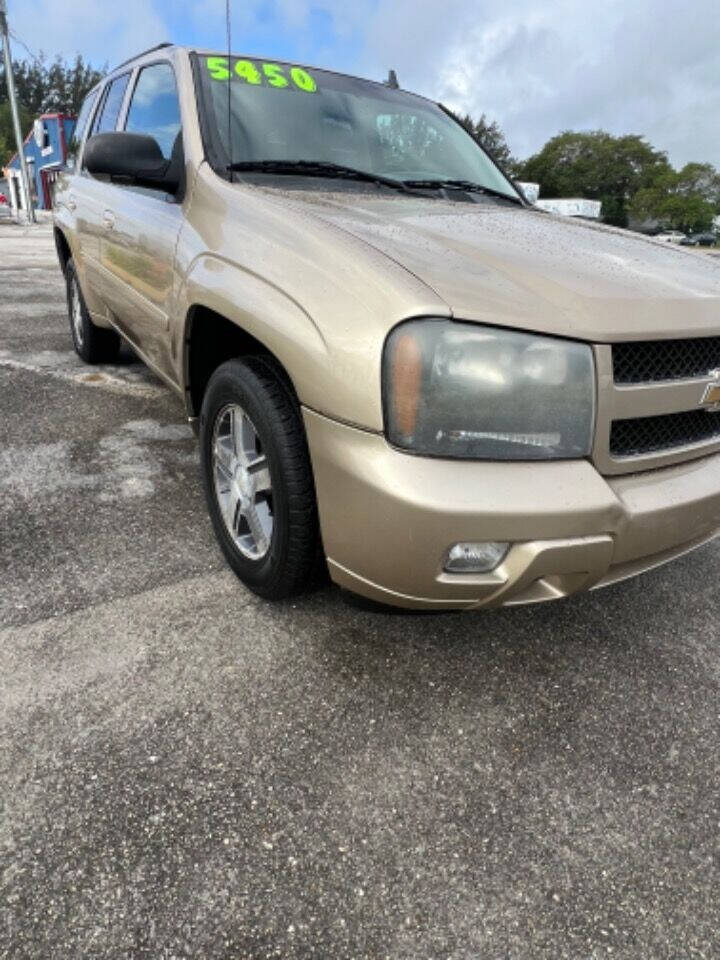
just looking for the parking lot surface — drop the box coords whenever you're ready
[1,221,719,959]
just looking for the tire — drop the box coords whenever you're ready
[66,258,120,363]
[200,357,322,600]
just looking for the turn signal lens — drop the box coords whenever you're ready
[389,331,423,440]
[444,541,510,574]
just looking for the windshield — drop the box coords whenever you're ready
[196,54,519,199]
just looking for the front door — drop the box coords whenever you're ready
[97,61,184,383]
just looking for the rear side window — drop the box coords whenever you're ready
[125,63,181,160]
[67,88,99,170]
[91,73,131,135]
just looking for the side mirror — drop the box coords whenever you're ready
[84,132,180,194]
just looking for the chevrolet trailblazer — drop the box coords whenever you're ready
[53,43,720,609]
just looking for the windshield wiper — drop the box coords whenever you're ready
[227,160,414,194]
[227,161,524,204]
[401,178,524,204]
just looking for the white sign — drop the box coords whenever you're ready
[535,198,602,219]
[33,119,46,149]
[517,182,540,204]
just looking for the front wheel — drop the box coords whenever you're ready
[200,358,322,600]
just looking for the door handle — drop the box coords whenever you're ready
[102,210,115,230]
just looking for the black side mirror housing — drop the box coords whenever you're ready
[84,132,180,194]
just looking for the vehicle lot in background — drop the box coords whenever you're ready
[2,220,720,958]
[655,229,687,243]
[681,231,718,247]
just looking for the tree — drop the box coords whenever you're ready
[0,54,105,165]
[517,130,671,227]
[630,162,720,234]
[448,110,517,174]
[42,54,106,113]
[672,162,720,209]
[0,100,31,166]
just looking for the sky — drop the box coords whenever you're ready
[6,0,719,168]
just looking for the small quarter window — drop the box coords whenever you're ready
[91,73,131,136]
[125,63,181,160]
[67,88,98,170]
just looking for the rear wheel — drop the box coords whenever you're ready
[66,258,120,363]
[200,357,321,600]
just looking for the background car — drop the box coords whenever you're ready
[680,232,717,247]
[655,230,687,243]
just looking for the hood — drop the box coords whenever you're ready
[261,186,720,342]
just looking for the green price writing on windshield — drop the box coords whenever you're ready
[206,57,317,93]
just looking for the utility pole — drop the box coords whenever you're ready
[0,0,35,222]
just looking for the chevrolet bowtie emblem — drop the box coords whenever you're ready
[701,370,720,410]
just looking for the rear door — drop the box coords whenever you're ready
[54,86,104,314]
[98,60,184,382]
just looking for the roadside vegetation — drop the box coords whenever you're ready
[447,113,719,237]
[2,54,718,239]
[518,131,720,233]
[0,54,104,164]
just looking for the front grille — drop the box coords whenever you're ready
[611,410,720,457]
[613,337,720,384]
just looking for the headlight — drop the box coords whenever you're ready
[383,320,595,460]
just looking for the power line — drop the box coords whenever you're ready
[9,28,38,62]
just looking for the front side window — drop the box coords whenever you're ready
[91,72,130,136]
[196,54,519,199]
[67,88,99,170]
[125,62,182,160]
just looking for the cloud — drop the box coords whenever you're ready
[7,0,719,167]
[353,0,720,167]
[8,0,168,69]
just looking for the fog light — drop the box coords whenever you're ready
[444,541,509,574]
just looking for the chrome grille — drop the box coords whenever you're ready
[613,337,720,384]
[611,410,720,457]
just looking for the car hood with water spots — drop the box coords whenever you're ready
[265,188,720,342]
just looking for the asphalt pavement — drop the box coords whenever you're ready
[1,220,719,959]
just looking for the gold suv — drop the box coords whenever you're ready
[53,43,720,609]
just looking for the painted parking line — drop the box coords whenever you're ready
[0,348,169,399]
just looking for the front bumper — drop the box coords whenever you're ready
[304,409,720,609]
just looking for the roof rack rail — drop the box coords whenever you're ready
[111,42,173,72]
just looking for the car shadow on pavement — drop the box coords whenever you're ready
[279,536,718,725]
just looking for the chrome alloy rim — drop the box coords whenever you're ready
[212,403,274,560]
[70,277,84,347]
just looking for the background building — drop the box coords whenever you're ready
[517,181,602,219]
[3,113,75,213]
[535,198,602,219]
[516,181,540,204]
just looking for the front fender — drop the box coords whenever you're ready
[177,253,332,414]
[172,166,449,430]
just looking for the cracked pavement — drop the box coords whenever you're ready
[1,221,719,959]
